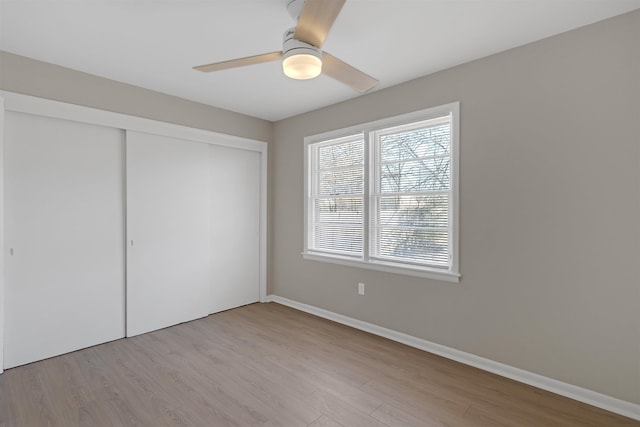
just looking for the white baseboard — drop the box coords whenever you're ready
[266,294,640,421]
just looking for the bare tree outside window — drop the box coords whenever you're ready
[373,123,451,266]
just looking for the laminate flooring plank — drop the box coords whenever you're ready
[477,380,639,427]
[89,361,188,426]
[217,309,386,414]
[166,319,320,398]
[0,373,17,426]
[371,402,455,427]
[451,376,602,427]
[39,355,94,410]
[215,327,384,417]
[283,356,384,414]
[92,332,262,426]
[120,331,311,426]
[361,377,472,426]
[303,389,389,427]
[198,345,321,425]
[462,402,579,427]
[77,398,130,427]
[308,414,345,426]
[6,363,73,427]
[162,330,320,426]
[213,308,378,390]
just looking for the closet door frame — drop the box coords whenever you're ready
[0,96,5,374]
[0,91,268,371]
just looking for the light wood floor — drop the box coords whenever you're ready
[0,303,637,426]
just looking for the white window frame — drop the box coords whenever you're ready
[303,102,460,283]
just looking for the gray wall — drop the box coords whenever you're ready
[0,51,272,143]
[271,10,640,404]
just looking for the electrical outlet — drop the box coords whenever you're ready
[358,282,365,295]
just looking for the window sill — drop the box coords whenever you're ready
[302,252,461,283]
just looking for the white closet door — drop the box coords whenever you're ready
[126,131,211,337]
[4,112,125,368]
[209,145,260,314]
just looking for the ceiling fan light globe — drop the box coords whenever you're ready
[283,53,322,80]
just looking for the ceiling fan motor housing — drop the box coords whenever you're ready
[282,28,322,57]
[282,27,323,79]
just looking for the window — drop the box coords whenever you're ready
[304,102,460,282]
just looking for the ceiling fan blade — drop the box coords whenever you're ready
[322,52,378,93]
[294,0,346,48]
[193,51,282,73]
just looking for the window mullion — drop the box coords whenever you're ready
[363,130,371,262]
[308,146,318,250]
[369,130,378,261]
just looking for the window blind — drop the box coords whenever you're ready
[371,117,452,268]
[309,135,364,256]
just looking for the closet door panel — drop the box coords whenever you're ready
[209,145,260,314]
[126,131,211,337]
[4,112,125,368]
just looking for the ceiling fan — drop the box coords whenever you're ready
[193,0,378,93]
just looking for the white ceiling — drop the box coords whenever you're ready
[1,0,639,121]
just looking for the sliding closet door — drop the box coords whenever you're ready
[126,131,211,337]
[209,145,260,313]
[4,112,125,368]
